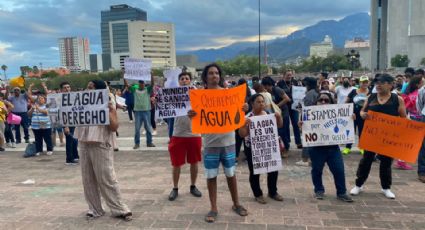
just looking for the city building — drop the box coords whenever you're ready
[309,35,334,58]
[345,38,371,70]
[58,37,90,71]
[371,0,425,70]
[101,4,175,70]
[108,20,176,69]
[89,54,110,72]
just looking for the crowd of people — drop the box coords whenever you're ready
[0,64,424,223]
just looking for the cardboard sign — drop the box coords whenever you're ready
[155,86,192,119]
[359,111,425,163]
[47,93,62,125]
[124,58,152,81]
[249,114,283,175]
[190,84,246,134]
[57,89,110,126]
[291,86,306,110]
[163,68,182,88]
[301,103,355,147]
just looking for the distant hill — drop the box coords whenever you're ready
[180,12,370,62]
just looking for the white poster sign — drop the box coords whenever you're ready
[301,103,355,147]
[124,58,152,81]
[57,89,110,126]
[155,86,192,119]
[163,68,182,88]
[115,96,126,107]
[249,114,283,175]
[47,93,62,125]
[291,86,306,110]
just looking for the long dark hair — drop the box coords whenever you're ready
[249,93,264,106]
[201,63,224,88]
[406,76,423,94]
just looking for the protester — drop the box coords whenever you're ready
[235,78,252,163]
[1,93,15,148]
[60,82,79,165]
[188,63,248,223]
[416,85,425,183]
[7,86,30,144]
[401,67,415,94]
[132,75,156,149]
[342,75,370,155]
[318,72,328,88]
[277,70,303,149]
[299,91,353,202]
[335,77,355,105]
[238,93,284,204]
[168,72,202,201]
[0,94,8,151]
[394,75,405,95]
[351,74,407,199]
[74,80,132,221]
[28,94,53,156]
[395,75,424,170]
[122,82,134,123]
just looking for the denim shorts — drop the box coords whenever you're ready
[203,145,236,179]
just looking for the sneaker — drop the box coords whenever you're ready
[133,144,140,149]
[114,148,119,152]
[297,144,303,149]
[295,160,309,167]
[269,193,284,201]
[190,185,202,197]
[46,151,53,156]
[381,189,395,199]
[350,186,363,195]
[337,194,354,202]
[25,139,30,143]
[147,143,156,147]
[342,148,351,155]
[168,188,178,201]
[418,175,425,183]
[359,149,365,155]
[35,152,42,156]
[152,130,158,136]
[255,195,267,204]
[129,120,133,123]
[73,158,79,163]
[6,142,12,148]
[11,143,16,148]
[0,147,5,151]
[314,192,325,200]
[142,130,146,135]
[65,162,78,166]
[394,160,413,170]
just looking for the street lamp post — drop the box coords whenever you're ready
[346,49,360,72]
[258,0,261,79]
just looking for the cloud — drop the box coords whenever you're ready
[0,0,370,75]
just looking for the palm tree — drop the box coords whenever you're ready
[1,64,7,80]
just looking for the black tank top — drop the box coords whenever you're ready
[365,93,399,116]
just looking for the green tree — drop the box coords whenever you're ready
[32,66,39,74]
[1,64,7,80]
[40,70,59,79]
[391,54,409,67]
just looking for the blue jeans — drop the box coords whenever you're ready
[13,112,30,142]
[134,111,152,145]
[65,127,79,163]
[413,116,425,176]
[278,115,291,150]
[310,146,347,196]
[289,109,302,145]
[165,118,174,138]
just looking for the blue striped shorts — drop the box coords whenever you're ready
[203,145,236,179]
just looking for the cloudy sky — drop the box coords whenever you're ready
[0,0,369,76]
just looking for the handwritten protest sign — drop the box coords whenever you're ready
[359,111,425,163]
[291,86,306,110]
[163,68,182,88]
[124,58,152,81]
[47,93,62,125]
[301,103,354,147]
[155,86,192,119]
[249,114,283,175]
[115,96,126,107]
[57,89,109,126]
[190,84,246,134]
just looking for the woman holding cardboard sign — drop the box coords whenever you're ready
[238,93,284,204]
[188,63,248,223]
[350,74,407,199]
[298,91,353,202]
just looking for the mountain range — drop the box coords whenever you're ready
[179,12,370,62]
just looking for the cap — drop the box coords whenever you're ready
[13,87,20,91]
[138,80,145,84]
[359,76,369,82]
[376,74,394,83]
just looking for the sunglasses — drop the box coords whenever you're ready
[318,98,330,103]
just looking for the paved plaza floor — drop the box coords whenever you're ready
[0,113,424,229]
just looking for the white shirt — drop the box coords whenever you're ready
[336,86,355,104]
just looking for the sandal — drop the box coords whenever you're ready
[205,210,218,223]
[117,212,133,222]
[232,205,248,216]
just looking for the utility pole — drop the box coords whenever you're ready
[258,0,261,78]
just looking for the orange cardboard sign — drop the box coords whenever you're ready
[189,84,246,134]
[359,111,425,163]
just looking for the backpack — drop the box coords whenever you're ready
[23,142,37,158]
